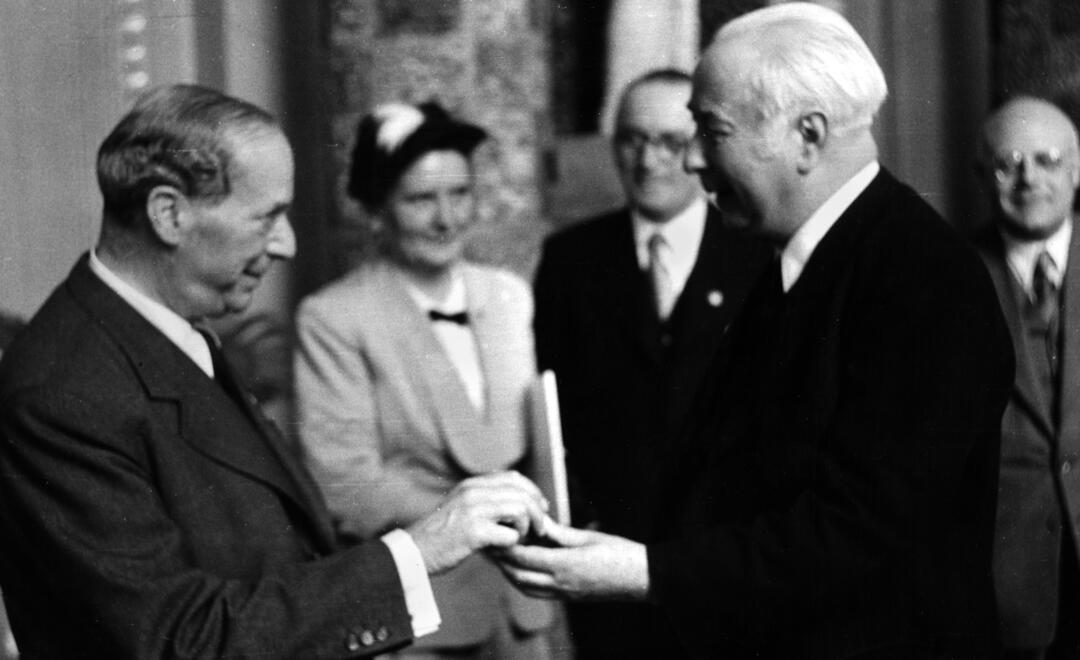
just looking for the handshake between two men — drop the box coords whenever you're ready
[414,470,648,601]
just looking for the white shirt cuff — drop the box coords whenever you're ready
[381,529,441,638]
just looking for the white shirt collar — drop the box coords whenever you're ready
[88,249,215,377]
[780,161,880,292]
[632,196,708,297]
[1003,216,1072,298]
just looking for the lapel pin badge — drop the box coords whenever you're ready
[707,290,724,307]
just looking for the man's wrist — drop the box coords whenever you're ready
[381,529,441,637]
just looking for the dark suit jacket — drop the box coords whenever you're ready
[534,205,771,660]
[0,256,413,659]
[648,170,1014,659]
[534,205,772,541]
[975,223,1080,648]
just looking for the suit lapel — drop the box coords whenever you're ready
[370,262,517,474]
[66,257,334,542]
[672,210,745,348]
[979,234,1056,438]
[462,265,529,470]
[598,212,664,368]
[1057,220,1080,437]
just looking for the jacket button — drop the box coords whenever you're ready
[360,630,376,646]
[375,626,389,642]
[345,633,361,652]
[1063,460,1073,476]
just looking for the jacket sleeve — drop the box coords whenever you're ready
[0,381,413,660]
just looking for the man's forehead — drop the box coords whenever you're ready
[689,61,741,119]
[989,102,1078,149]
[688,90,737,124]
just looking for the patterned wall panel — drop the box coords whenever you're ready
[327,0,552,277]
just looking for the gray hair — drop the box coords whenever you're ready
[96,84,279,227]
[709,2,887,134]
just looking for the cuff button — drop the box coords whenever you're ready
[345,633,361,652]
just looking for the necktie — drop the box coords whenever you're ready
[428,309,469,325]
[197,328,248,408]
[1032,251,1061,377]
[648,232,676,320]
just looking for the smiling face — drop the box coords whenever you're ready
[381,149,475,275]
[174,128,296,319]
[983,98,1080,241]
[685,47,796,241]
[613,79,702,222]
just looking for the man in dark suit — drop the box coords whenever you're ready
[0,84,547,660]
[973,96,1080,660]
[501,4,1014,658]
[533,69,770,659]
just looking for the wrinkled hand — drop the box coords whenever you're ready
[494,520,649,601]
[408,471,547,575]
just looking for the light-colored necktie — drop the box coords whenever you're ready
[648,232,676,320]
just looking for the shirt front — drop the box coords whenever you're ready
[780,161,881,292]
[632,196,708,302]
[402,268,486,412]
[1003,216,1072,300]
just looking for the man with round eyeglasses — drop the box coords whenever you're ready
[532,68,771,660]
[974,95,1080,659]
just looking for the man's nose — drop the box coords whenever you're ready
[683,134,706,173]
[267,215,296,259]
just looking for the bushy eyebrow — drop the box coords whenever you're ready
[264,201,291,218]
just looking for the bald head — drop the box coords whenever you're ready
[981,96,1080,241]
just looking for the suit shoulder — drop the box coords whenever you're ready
[464,262,533,316]
[0,295,146,442]
[852,179,1000,309]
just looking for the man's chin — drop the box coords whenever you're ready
[706,195,753,231]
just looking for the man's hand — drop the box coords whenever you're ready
[495,520,650,601]
[407,471,547,575]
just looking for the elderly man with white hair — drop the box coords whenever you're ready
[500,4,1014,658]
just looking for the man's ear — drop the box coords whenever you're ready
[145,185,187,247]
[795,112,828,174]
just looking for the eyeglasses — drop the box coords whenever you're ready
[990,148,1066,183]
[614,130,691,158]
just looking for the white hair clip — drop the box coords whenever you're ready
[373,103,426,154]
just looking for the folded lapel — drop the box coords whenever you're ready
[372,263,511,474]
[460,266,529,472]
[67,258,333,540]
[981,240,1056,438]
[207,347,337,541]
[1057,222,1080,437]
[671,212,740,349]
[605,213,665,367]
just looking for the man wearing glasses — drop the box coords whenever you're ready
[975,96,1080,659]
[532,68,770,660]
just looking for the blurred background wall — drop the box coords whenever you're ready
[1,0,1079,349]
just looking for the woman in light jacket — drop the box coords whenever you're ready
[294,102,556,659]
